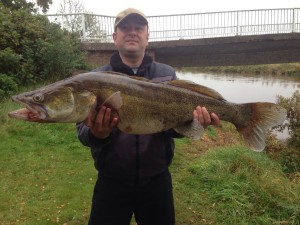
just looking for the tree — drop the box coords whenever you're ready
[36,0,53,13]
[55,0,85,36]
[58,0,84,14]
[1,0,52,13]
[0,2,88,99]
[55,0,108,42]
[0,0,35,12]
[85,14,109,42]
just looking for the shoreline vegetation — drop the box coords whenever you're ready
[177,62,300,77]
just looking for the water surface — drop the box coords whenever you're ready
[176,70,300,103]
[176,69,300,139]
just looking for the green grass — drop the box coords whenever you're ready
[172,145,300,224]
[1,99,300,225]
[0,100,96,225]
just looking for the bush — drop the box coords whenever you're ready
[0,3,89,99]
[276,90,300,148]
[266,134,300,175]
[0,73,18,98]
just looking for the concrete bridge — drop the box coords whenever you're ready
[47,8,300,67]
[82,33,300,67]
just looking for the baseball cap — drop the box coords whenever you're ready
[114,8,148,29]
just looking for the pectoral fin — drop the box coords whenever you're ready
[86,91,123,124]
[100,91,123,110]
[174,118,204,140]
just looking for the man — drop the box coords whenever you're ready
[77,8,219,225]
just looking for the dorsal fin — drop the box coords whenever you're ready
[94,71,225,100]
[168,80,226,101]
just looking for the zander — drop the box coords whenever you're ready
[8,71,286,152]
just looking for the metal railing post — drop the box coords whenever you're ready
[236,11,240,36]
[292,8,295,32]
[180,15,183,40]
[81,14,86,42]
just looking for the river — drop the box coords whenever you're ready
[176,68,300,139]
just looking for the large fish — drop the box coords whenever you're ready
[8,71,286,151]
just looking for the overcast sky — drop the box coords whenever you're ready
[47,0,300,16]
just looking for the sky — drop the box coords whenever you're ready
[47,0,300,16]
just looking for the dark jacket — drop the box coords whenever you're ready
[76,53,181,183]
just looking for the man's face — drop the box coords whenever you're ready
[113,20,149,57]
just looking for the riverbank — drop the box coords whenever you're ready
[178,62,300,76]
[1,98,300,224]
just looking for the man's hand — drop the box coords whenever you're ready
[193,106,219,128]
[85,106,118,139]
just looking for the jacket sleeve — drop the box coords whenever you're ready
[76,122,111,148]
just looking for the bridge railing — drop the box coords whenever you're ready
[46,8,300,42]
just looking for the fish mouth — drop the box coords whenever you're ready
[8,96,47,122]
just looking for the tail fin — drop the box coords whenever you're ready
[235,103,286,152]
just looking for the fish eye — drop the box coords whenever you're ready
[33,94,44,102]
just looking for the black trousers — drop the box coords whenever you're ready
[88,169,175,225]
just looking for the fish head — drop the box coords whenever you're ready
[8,86,77,122]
